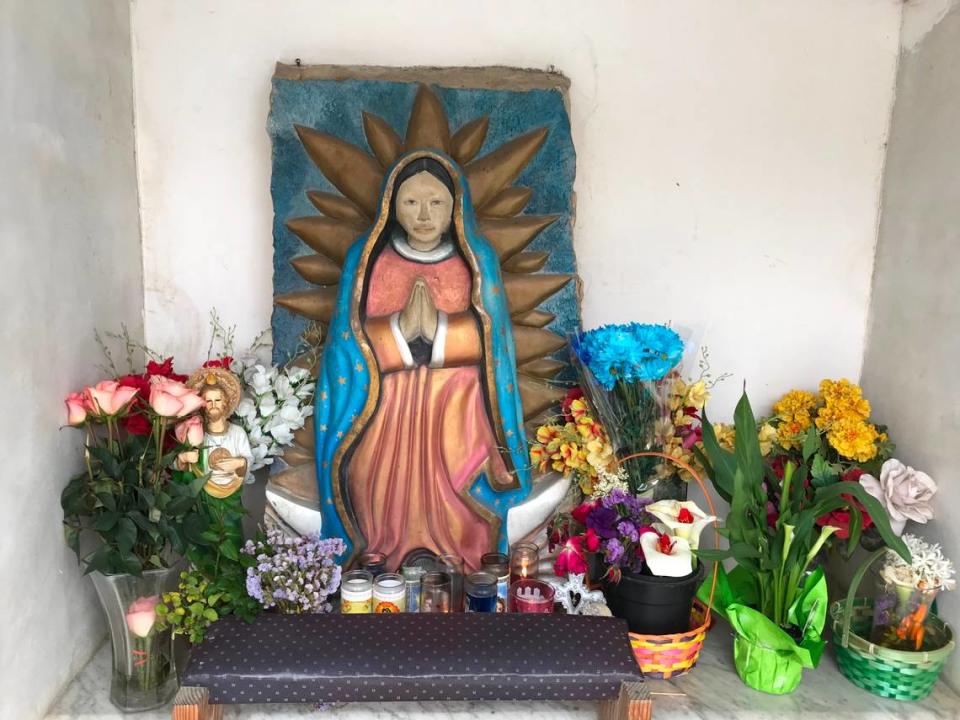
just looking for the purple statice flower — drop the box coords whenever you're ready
[617,520,640,544]
[604,538,625,565]
[243,530,346,614]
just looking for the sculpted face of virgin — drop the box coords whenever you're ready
[395,171,454,252]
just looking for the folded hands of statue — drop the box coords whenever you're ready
[399,277,439,343]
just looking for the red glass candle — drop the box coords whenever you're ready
[510,578,555,613]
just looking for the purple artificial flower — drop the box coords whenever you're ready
[587,506,620,539]
[245,572,264,602]
[604,538,625,565]
[617,520,640,543]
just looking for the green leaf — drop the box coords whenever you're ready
[183,512,210,545]
[87,446,122,478]
[63,523,81,555]
[118,551,143,575]
[810,454,839,488]
[83,546,115,575]
[219,540,239,562]
[698,411,735,503]
[166,495,197,516]
[732,392,763,489]
[93,512,119,532]
[203,608,219,622]
[116,517,137,553]
[95,491,117,512]
[801,427,820,462]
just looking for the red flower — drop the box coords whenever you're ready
[571,500,597,526]
[117,374,153,435]
[203,356,233,371]
[554,536,589,577]
[561,387,585,423]
[816,469,873,539]
[677,508,694,524]
[766,501,779,528]
[146,357,186,382]
[584,528,601,553]
[657,533,675,555]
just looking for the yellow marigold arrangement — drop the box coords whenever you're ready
[529,390,614,495]
[770,379,888,464]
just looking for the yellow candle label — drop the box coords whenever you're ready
[341,598,372,614]
[374,600,403,614]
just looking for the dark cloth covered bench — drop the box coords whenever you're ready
[174,613,648,719]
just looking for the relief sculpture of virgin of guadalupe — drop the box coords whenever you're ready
[272,78,577,571]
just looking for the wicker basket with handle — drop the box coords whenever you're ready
[616,451,719,679]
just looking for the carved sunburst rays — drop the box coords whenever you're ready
[275,83,571,420]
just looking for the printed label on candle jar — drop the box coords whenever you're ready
[374,600,403,614]
[341,598,372,614]
[495,576,509,613]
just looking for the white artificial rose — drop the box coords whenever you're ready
[274,375,293,400]
[269,423,294,445]
[279,403,304,425]
[860,459,937,536]
[248,365,273,395]
[258,394,278,417]
[235,397,256,419]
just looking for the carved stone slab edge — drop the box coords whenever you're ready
[597,681,652,720]
[172,686,223,720]
[274,63,571,95]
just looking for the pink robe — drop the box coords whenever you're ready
[348,246,509,571]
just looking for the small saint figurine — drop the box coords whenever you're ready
[177,367,253,498]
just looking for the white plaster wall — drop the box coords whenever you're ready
[861,0,960,691]
[131,0,903,415]
[0,2,143,717]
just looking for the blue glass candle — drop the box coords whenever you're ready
[465,571,499,613]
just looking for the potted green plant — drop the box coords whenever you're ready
[693,391,909,694]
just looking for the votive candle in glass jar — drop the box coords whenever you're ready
[358,552,387,578]
[438,553,465,612]
[465,571,499,613]
[340,570,374,614]
[402,565,425,613]
[511,578,555,613]
[481,552,510,613]
[510,542,540,583]
[420,571,452,613]
[372,572,406,613]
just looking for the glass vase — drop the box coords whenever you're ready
[869,579,940,652]
[90,568,179,712]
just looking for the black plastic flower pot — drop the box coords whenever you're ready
[603,562,705,635]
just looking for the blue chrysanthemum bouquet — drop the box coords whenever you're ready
[571,323,684,494]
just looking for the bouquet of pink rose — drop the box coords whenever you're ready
[61,358,212,575]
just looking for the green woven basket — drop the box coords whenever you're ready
[830,548,955,701]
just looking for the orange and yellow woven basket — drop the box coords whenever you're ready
[617,452,719,680]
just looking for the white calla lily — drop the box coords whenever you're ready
[645,500,716,549]
[639,532,694,577]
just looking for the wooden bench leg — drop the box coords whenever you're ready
[172,686,223,720]
[598,681,652,720]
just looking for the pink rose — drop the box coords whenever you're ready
[148,376,205,418]
[64,392,89,426]
[83,381,138,417]
[125,595,160,638]
[174,415,204,447]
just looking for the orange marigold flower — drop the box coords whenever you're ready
[826,416,880,462]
